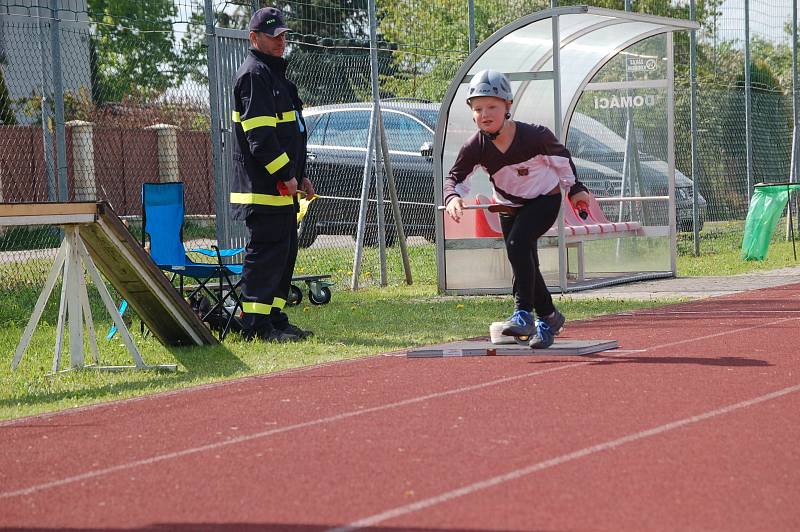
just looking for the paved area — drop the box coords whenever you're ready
[560,266,800,301]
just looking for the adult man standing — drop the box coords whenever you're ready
[230,6,315,342]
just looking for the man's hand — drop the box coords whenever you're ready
[299,176,315,199]
[281,177,298,196]
[445,196,465,222]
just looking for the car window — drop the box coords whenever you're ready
[383,111,432,152]
[324,110,370,148]
[305,113,327,145]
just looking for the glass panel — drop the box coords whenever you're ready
[512,79,555,131]
[557,21,665,125]
[470,18,552,75]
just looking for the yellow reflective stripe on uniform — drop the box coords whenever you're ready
[276,111,297,123]
[242,115,277,131]
[230,192,294,206]
[242,298,287,315]
[266,152,290,174]
[231,111,278,131]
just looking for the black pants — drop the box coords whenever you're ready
[499,193,561,318]
[240,210,298,333]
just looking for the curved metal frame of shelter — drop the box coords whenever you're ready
[433,5,698,294]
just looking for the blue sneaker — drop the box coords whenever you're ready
[500,309,534,337]
[529,321,554,349]
[541,309,565,336]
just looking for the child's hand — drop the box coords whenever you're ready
[445,197,465,222]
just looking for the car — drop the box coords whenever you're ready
[566,112,707,231]
[299,102,702,247]
[300,100,439,247]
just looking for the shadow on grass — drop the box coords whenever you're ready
[0,344,250,413]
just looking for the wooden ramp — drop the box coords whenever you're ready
[0,202,217,350]
[407,338,618,358]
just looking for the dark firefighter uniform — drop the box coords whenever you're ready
[230,48,306,334]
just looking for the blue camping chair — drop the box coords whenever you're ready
[141,181,244,339]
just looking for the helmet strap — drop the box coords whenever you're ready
[480,117,507,141]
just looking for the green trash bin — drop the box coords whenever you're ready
[741,183,800,261]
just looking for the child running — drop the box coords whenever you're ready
[444,69,592,348]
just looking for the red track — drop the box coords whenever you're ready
[2,284,800,531]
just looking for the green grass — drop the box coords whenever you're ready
[677,220,800,276]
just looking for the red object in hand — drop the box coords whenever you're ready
[277,181,289,196]
[575,200,589,220]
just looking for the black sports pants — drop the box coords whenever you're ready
[499,193,561,318]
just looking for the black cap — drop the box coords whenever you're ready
[249,7,289,37]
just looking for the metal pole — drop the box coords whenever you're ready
[373,113,387,286]
[49,0,67,201]
[37,1,55,201]
[352,0,384,289]
[468,0,475,52]
[788,0,798,240]
[552,10,567,292]
[204,0,228,249]
[368,6,387,285]
[377,114,413,284]
[744,0,753,200]
[667,33,677,277]
[690,0,700,255]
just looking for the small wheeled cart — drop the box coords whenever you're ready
[287,274,334,306]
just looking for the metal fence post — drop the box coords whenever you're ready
[789,0,798,239]
[744,0,753,200]
[468,0,475,52]
[204,0,228,248]
[49,0,67,202]
[37,1,55,201]
[690,0,700,255]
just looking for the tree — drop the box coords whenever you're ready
[88,0,184,103]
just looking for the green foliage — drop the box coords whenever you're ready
[717,60,792,200]
[87,0,184,103]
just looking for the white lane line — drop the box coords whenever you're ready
[328,382,800,532]
[0,360,600,499]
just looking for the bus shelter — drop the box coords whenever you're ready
[434,6,698,294]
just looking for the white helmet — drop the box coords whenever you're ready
[467,69,513,103]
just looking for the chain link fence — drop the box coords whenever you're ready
[1,0,798,324]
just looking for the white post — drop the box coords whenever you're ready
[66,120,96,201]
[146,123,180,183]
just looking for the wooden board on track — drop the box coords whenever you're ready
[407,338,618,358]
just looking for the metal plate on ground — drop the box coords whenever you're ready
[407,339,618,358]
